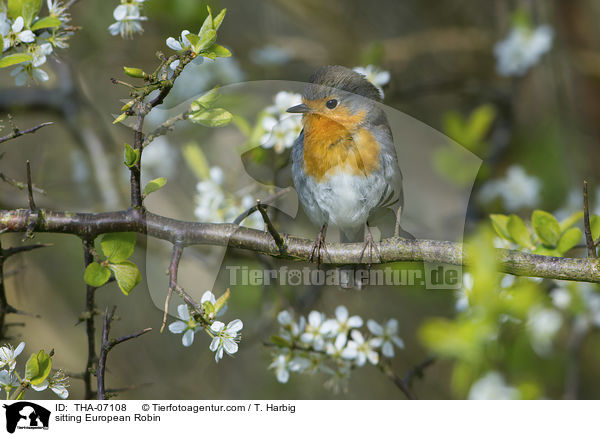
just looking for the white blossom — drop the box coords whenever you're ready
[367,319,404,358]
[344,330,381,366]
[269,353,310,383]
[321,306,363,345]
[109,1,147,38]
[168,304,200,347]
[11,63,50,86]
[299,311,327,351]
[353,65,390,98]
[0,369,19,392]
[527,306,562,356]
[209,319,243,363]
[260,91,302,153]
[479,165,541,211]
[494,25,553,77]
[325,334,358,361]
[31,42,53,67]
[0,342,24,372]
[468,371,519,400]
[30,369,70,399]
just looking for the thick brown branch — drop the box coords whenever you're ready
[82,238,97,400]
[0,208,599,283]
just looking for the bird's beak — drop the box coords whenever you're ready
[286,103,311,113]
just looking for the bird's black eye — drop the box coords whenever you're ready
[326,99,338,109]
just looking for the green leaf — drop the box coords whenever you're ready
[123,143,140,167]
[560,211,584,233]
[490,214,511,241]
[464,104,495,153]
[206,44,231,58]
[30,15,61,30]
[189,107,233,127]
[25,350,52,385]
[532,210,561,247]
[108,260,142,295]
[214,289,230,314]
[190,86,220,110]
[212,8,226,30]
[9,0,43,25]
[196,29,217,53]
[591,215,600,241]
[0,53,33,68]
[7,0,24,19]
[270,335,291,348]
[507,214,532,248]
[84,262,111,287]
[113,112,128,125]
[557,227,582,254]
[533,246,561,257]
[100,232,136,263]
[198,6,213,35]
[182,142,210,180]
[143,177,167,197]
[184,33,200,49]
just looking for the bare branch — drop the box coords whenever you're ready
[256,200,285,253]
[97,306,151,400]
[0,172,46,194]
[82,238,98,400]
[1,208,599,283]
[161,244,183,333]
[3,243,52,258]
[0,122,53,144]
[377,361,415,399]
[25,161,36,211]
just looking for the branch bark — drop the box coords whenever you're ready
[0,208,599,283]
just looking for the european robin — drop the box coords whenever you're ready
[287,65,406,266]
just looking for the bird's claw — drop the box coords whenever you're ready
[360,228,381,267]
[309,225,328,266]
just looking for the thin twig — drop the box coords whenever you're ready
[161,244,183,333]
[378,361,415,400]
[583,181,597,258]
[97,306,151,400]
[0,122,53,144]
[233,187,292,225]
[25,161,36,211]
[256,200,286,253]
[402,356,436,389]
[0,172,46,194]
[82,238,98,400]
[3,243,52,258]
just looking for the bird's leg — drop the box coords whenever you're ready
[394,205,402,238]
[309,224,329,266]
[360,223,381,267]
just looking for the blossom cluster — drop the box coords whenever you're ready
[260,91,303,154]
[268,306,404,393]
[0,342,69,399]
[0,0,73,86]
[168,290,244,363]
[479,165,541,212]
[494,21,554,77]
[194,165,263,230]
[109,0,147,38]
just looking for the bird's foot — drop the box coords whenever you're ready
[309,224,329,266]
[360,227,381,267]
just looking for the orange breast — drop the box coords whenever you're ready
[302,113,380,182]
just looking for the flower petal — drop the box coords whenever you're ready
[335,305,348,322]
[166,36,182,51]
[31,379,49,391]
[14,342,25,357]
[12,16,24,33]
[182,329,194,347]
[367,319,383,336]
[18,30,35,43]
[168,321,186,334]
[201,290,216,305]
[210,321,225,333]
[226,319,243,333]
[177,304,189,321]
[223,339,238,355]
[347,315,363,329]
